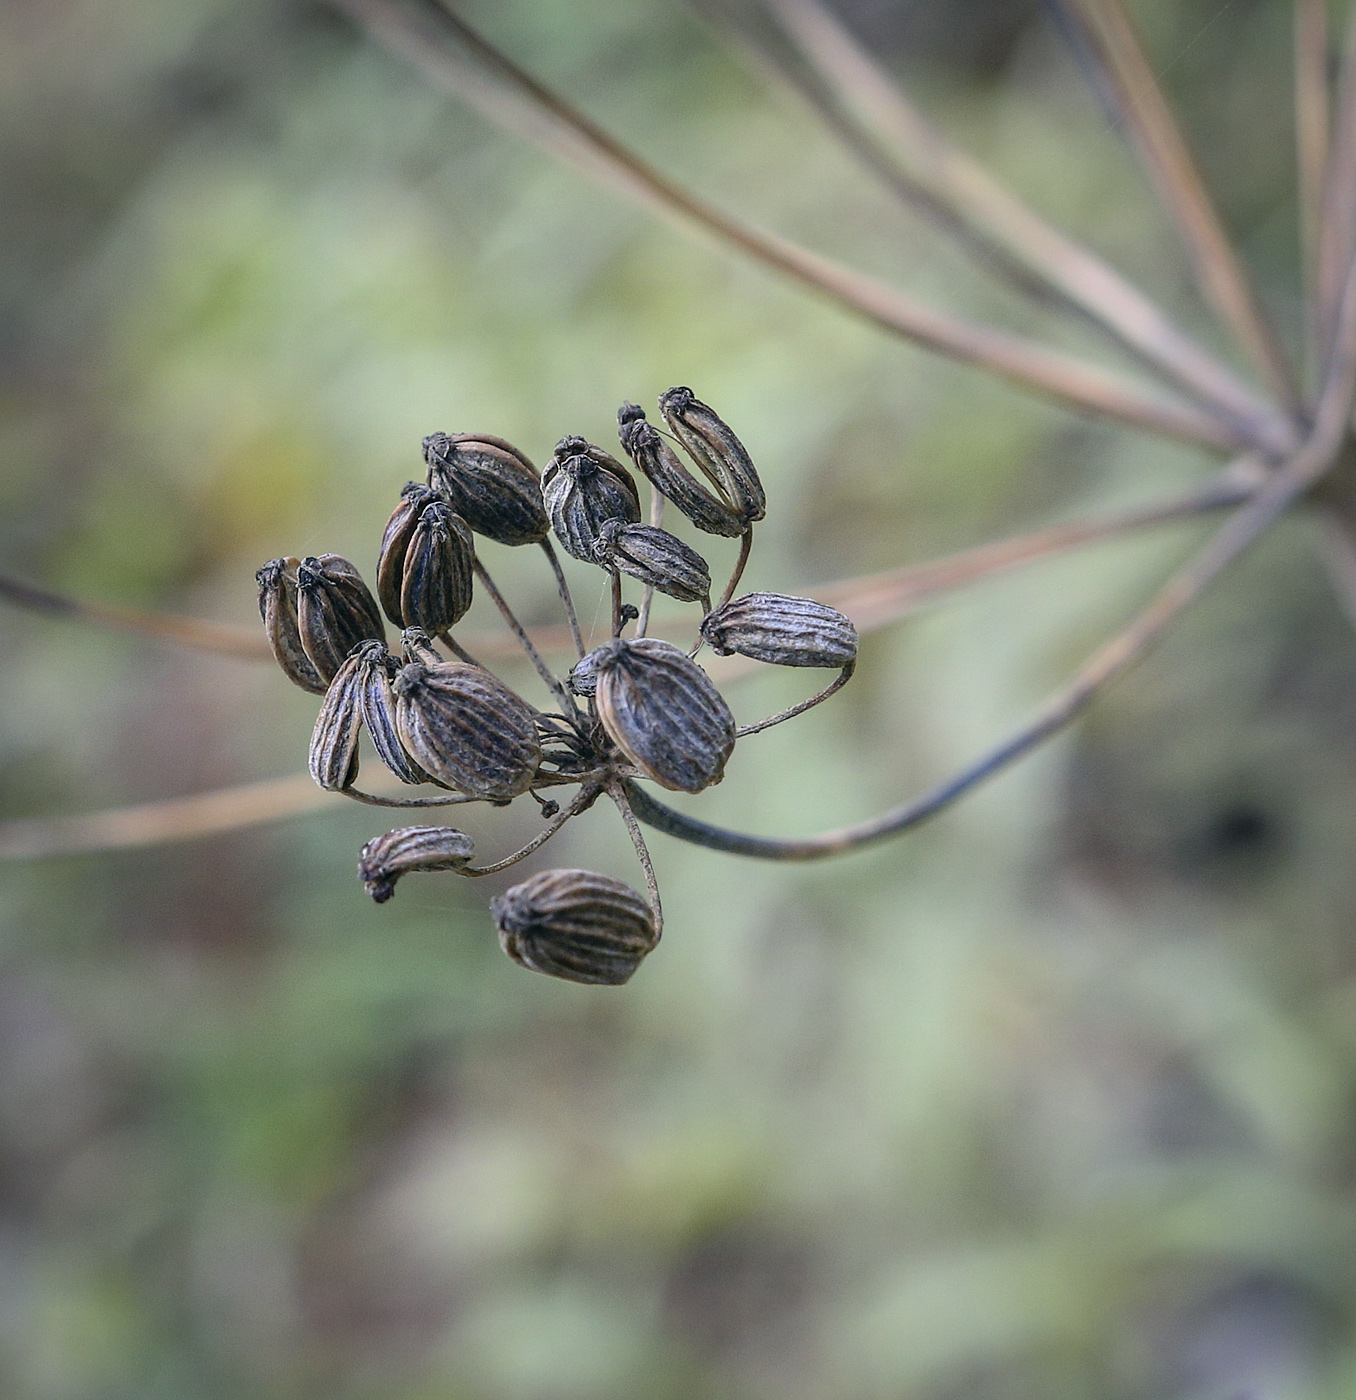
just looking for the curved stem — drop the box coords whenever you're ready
[719,528,754,610]
[437,630,485,667]
[607,781,663,939]
[339,786,486,809]
[736,661,854,738]
[540,539,584,658]
[461,782,602,875]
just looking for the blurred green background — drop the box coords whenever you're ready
[6,0,1356,1396]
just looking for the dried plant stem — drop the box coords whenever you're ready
[623,257,1356,861]
[0,572,270,658]
[338,786,484,808]
[1318,4,1356,362]
[335,0,1260,452]
[610,571,624,638]
[438,630,485,667]
[735,661,854,737]
[540,540,584,657]
[746,0,1291,448]
[1057,0,1301,414]
[462,782,601,875]
[472,556,575,714]
[1296,0,1330,372]
[636,487,665,639]
[607,781,664,939]
[718,529,755,610]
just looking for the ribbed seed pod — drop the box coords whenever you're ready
[257,557,327,694]
[308,645,367,791]
[541,436,641,562]
[657,387,766,525]
[354,641,433,786]
[616,404,745,538]
[491,868,658,985]
[593,519,711,604]
[358,826,475,903]
[393,661,541,801]
[400,501,474,635]
[295,554,386,684]
[700,592,859,668]
[593,638,735,793]
[400,626,442,666]
[567,646,605,698]
[376,482,440,627]
[423,432,549,546]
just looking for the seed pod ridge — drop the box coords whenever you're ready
[423,432,548,546]
[542,436,642,562]
[593,519,711,604]
[358,826,475,903]
[700,592,858,668]
[257,557,327,693]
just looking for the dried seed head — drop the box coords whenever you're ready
[295,554,386,684]
[657,387,766,525]
[400,501,474,636]
[308,643,373,792]
[376,482,440,627]
[700,592,858,668]
[593,637,736,793]
[394,661,542,801]
[491,868,658,984]
[400,626,442,666]
[593,519,712,604]
[423,432,549,546]
[358,825,475,903]
[541,436,642,562]
[567,646,604,697]
[616,404,745,538]
[356,642,433,786]
[256,557,327,694]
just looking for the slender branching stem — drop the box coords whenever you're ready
[540,539,584,658]
[437,630,484,667]
[339,786,485,809]
[607,781,663,939]
[461,782,602,876]
[636,486,665,639]
[472,555,576,715]
[719,529,754,610]
[1295,0,1330,381]
[736,661,855,738]
[1318,4,1356,366]
[610,571,624,638]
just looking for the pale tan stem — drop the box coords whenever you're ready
[1296,0,1330,376]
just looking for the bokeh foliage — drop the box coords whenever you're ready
[5,0,1356,1396]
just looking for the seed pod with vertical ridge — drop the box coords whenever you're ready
[295,554,386,684]
[592,519,711,604]
[400,626,443,667]
[657,387,766,525]
[593,638,736,793]
[400,501,474,636]
[423,432,549,546]
[353,641,434,786]
[308,646,367,792]
[376,481,440,627]
[257,557,327,694]
[617,404,745,538]
[393,661,541,801]
[541,436,642,562]
[358,826,475,903]
[491,868,658,984]
[700,593,858,667]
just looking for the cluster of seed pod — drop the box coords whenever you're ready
[257,389,857,985]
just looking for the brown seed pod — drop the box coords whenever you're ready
[593,519,711,604]
[400,501,474,636]
[423,432,549,546]
[393,661,542,801]
[358,825,475,903]
[308,645,368,792]
[616,404,746,538]
[400,626,443,666]
[541,436,642,562]
[491,868,658,984]
[567,646,604,698]
[657,387,766,525]
[700,592,859,668]
[355,642,433,786]
[376,482,440,627]
[593,637,736,793]
[295,554,386,684]
[256,557,327,694]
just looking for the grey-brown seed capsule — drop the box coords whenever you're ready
[593,637,736,793]
[541,436,641,562]
[700,592,859,668]
[393,661,542,801]
[295,554,386,684]
[617,404,746,538]
[491,868,658,984]
[567,646,604,698]
[400,501,474,636]
[423,432,549,546]
[400,626,442,666]
[308,645,367,791]
[354,641,433,786]
[257,557,327,694]
[657,387,766,525]
[593,519,711,604]
[358,825,475,903]
[376,482,440,627]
